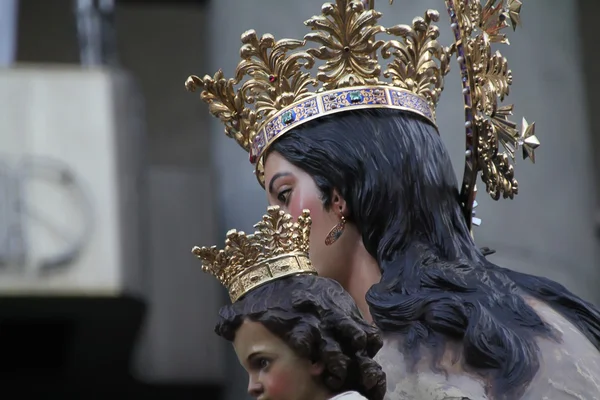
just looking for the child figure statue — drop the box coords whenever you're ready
[192,206,386,400]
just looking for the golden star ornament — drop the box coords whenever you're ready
[520,117,539,163]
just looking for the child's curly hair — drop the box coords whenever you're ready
[216,274,386,400]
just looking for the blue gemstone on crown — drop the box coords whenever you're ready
[347,90,364,103]
[282,110,296,125]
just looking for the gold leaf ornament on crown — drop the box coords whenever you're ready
[192,206,315,303]
[186,0,539,230]
[185,0,449,181]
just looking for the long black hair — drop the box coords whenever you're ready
[267,108,600,399]
[216,274,386,400]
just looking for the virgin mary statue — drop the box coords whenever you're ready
[186,0,600,398]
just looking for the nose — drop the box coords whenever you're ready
[247,377,263,398]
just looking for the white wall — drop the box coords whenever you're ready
[0,67,143,296]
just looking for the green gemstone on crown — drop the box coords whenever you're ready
[348,91,364,103]
[282,110,296,124]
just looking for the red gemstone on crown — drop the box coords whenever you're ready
[269,75,277,83]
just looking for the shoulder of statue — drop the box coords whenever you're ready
[375,338,488,400]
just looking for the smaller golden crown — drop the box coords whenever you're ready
[192,206,315,303]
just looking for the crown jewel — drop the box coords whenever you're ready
[192,206,315,303]
[186,0,539,231]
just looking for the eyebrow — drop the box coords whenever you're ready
[268,172,292,194]
[246,351,267,364]
[247,351,259,362]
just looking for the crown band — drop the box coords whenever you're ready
[228,252,314,302]
[251,85,437,184]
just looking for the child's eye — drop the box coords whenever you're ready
[253,357,270,370]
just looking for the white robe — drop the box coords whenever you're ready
[330,392,369,400]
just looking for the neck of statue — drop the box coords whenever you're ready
[342,239,381,324]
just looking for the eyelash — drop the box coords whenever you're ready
[253,357,271,370]
[277,189,291,205]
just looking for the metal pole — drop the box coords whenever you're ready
[0,0,19,67]
[74,0,119,67]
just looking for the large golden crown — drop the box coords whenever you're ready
[192,206,315,303]
[186,0,539,230]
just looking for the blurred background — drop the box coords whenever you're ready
[0,0,598,398]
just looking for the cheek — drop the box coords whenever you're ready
[288,194,327,250]
[287,189,323,220]
[286,187,338,277]
[262,365,301,398]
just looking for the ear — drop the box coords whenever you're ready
[331,189,348,218]
[309,361,325,377]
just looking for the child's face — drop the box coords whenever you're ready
[233,319,328,400]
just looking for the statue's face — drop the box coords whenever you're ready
[233,319,327,400]
[264,151,356,284]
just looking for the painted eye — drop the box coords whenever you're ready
[254,358,270,370]
[277,189,291,204]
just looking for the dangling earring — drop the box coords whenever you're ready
[325,216,346,246]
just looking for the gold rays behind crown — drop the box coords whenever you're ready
[192,206,315,303]
[186,0,540,231]
[447,0,539,228]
